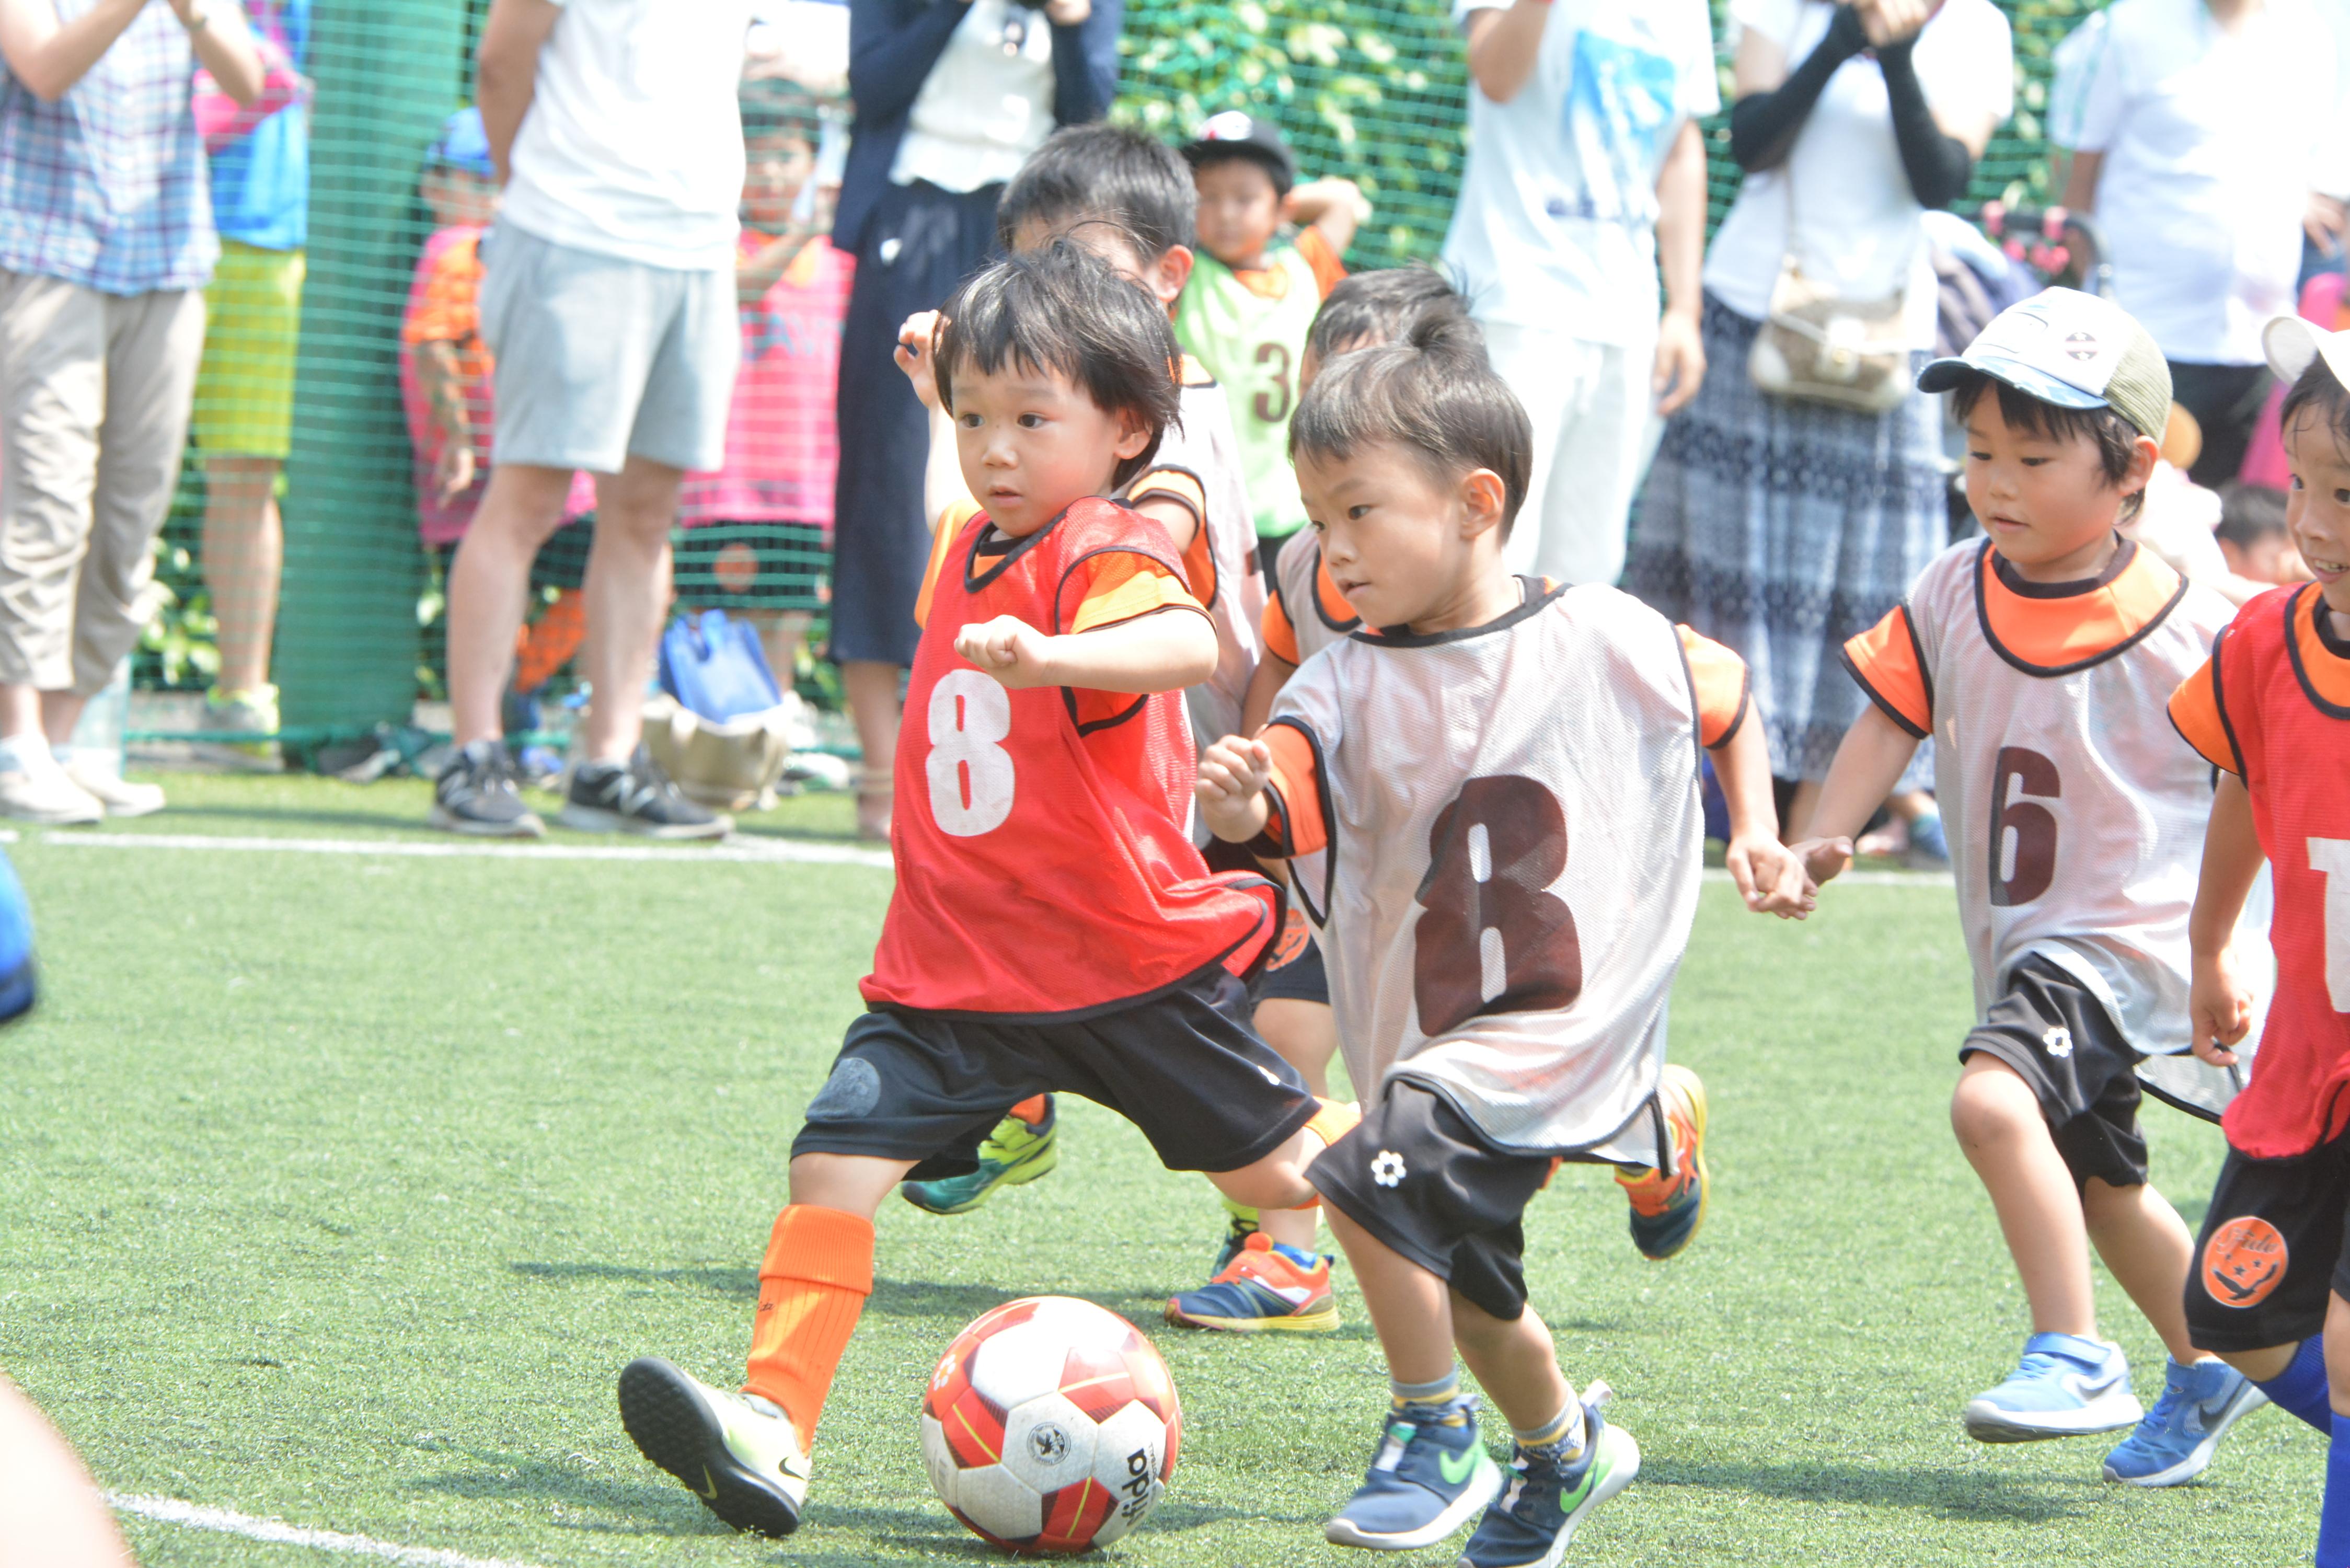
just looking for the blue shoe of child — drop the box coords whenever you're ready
[1324,1398,1502,1551]
[1963,1332,2142,1443]
[1457,1402,1640,1568]
[2101,1356,2267,1486]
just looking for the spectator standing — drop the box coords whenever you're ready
[2055,0,2346,488]
[1626,0,2011,835]
[434,0,755,840]
[189,0,307,764]
[1438,0,1718,589]
[0,0,263,824]
[828,0,1120,840]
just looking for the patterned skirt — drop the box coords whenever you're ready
[1625,293,1946,784]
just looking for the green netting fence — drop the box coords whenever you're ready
[136,0,2105,759]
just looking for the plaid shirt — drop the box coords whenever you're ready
[0,1,216,295]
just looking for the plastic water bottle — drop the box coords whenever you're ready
[66,657,130,781]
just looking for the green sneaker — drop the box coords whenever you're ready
[900,1098,1058,1215]
[618,1357,809,1538]
[197,684,281,770]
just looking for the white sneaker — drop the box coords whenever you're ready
[62,760,164,818]
[618,1357,809,1537]
[0,754,102,825]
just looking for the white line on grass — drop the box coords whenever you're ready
[31,830,892,870]
[106,1493,549,1568]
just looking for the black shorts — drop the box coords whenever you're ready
[2183,1135,2350,1352]
[1309,1080,1559,1323]
[791,964,1318,1181]
[1957,955,2148,1190]
[1256,910,1329,1007]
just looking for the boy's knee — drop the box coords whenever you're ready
[1950,1054,2039,1145]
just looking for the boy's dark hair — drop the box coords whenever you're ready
[936,240,1182,492]
[1289,314,1531,534]
[1187,142,1293,201]
[739,79,824,145]
[2279,355,2350,462]
[1947,369,2148,521]
[996,124,1195,259]
[2214,480,2291,549]
[1307,267,1481,366]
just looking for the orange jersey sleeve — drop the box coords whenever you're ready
[1676,626,1750,750]
[400,235,480,347]
[913,499,982,631]
[1259,719,1330,857]
[1060,546,1206,730]
[2168,642,2241,774]
[1295,227,1347,298]
[1841,606,1932,739]
[1124,467,1215,601]
[1261,581,1301,665]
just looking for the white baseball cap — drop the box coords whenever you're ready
[2264,313,2350,391]
[1918,286,2172,440]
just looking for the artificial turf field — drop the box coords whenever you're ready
[0,773,2323,1566]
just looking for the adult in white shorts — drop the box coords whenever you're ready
[1438,0,1719,589]
[433,0,754,840]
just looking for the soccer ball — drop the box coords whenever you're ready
[919,1295,1181,1554]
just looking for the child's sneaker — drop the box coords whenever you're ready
[2101,1355,2266,1486]
[1209,1193,1261,1274]
[1165,1233,1340,1333]
[1324,1397,1501,1551]
[1458,1396,1640,1568]
[618,1357,809,1537]
[900,1098,1058,1215]
[1613,1064,1709,1260]
[1963,1332,2142,1442]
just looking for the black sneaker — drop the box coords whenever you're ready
[430,740,545,838]
[559,745,731,840]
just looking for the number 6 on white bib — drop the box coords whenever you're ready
[927,670,1016,837]
[2316,837,2350,1011]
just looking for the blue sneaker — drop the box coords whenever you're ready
[1325,1398,1502,1551]
[1458,1397,1640,1568]
[2101,1356,2267,1486]
[1963,1332,2142,1443]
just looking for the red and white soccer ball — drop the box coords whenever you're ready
[919,1295,1182,1554]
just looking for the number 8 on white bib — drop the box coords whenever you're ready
[926,669,1016,837]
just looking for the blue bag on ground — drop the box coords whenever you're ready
[659,609,782,723]
[0,848,36,1023]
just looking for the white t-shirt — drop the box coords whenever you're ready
[1703,0,2013,352]
[500,0,753,271]
[2054,0,2341,365]
[1439,0,1719,342]
[890,0,1058,194]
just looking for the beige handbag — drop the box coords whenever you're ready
[1748,178,1918,414]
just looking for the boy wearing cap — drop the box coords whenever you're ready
[1176,112,1369,558]
[2169,312,2350,1566]
[1788,289,2266,1485]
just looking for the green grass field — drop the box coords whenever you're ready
[0,774,2322,1566]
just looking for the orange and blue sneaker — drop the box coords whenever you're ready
[900,1097,1057,1216]
[1612,1064,1709,1260]
[1165,1233,1340,1333]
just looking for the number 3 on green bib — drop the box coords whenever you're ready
[1174,247,1323,539]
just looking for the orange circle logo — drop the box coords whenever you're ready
[2202,1217,2289,1309]
[712,540,760,594]
[1268,907,1311,970]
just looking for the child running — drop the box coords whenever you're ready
[1792,289,2262,1485]
[1198,321,1809,1562]
[614,243,1353,1539]
[2168,314,2350,1563]
[1175,110,1369,559]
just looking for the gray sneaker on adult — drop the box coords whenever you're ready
[430,740,545,838]
[559,746,731,839]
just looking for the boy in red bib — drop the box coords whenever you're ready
[2169,315,2350,1566]
[614,243,1354,1539]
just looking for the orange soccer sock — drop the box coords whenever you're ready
[512,589,586,694]
[743,1204,875,1443]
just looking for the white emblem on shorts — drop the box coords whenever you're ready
[1371,1150,1407,1187]
[2043,1025,2073,1059]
